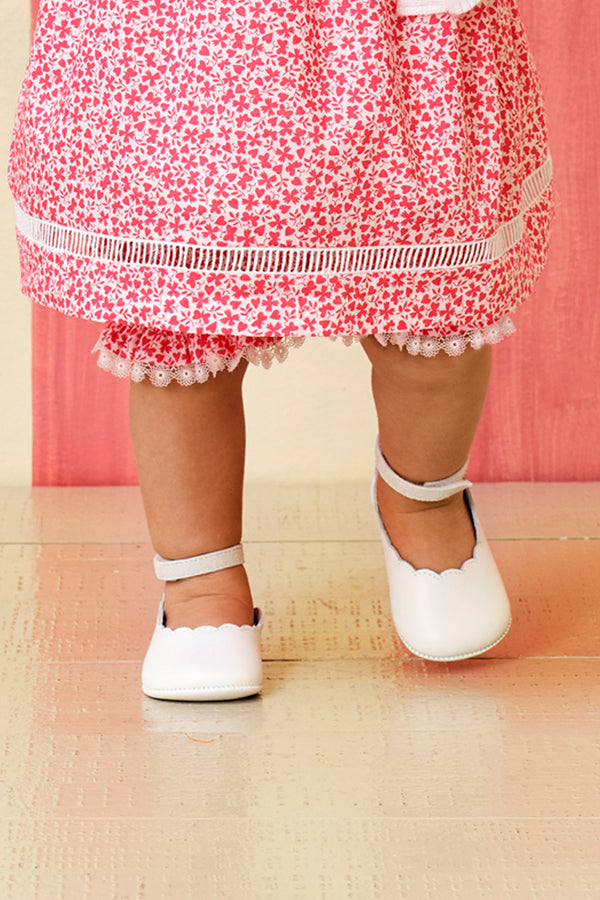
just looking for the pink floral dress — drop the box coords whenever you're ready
[9,0,552,385]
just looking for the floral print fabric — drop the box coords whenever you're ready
[9,0,552,373]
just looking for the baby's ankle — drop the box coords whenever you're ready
[162,566,255,628]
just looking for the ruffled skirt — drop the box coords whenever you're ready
[9,0,552,381]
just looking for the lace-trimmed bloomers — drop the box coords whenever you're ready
[9,0,552,383]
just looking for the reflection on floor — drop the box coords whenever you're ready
[1,483,600,899]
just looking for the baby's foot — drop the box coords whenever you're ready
[376,476,476,573]
[162,565,255,629]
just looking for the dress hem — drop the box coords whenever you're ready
[13,158,552,278]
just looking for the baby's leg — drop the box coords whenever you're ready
[361,339,492,572]
[129,363,254,628]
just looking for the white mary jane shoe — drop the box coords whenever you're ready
[141,545,263,701]
[373,440,511,662]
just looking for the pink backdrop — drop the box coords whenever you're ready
[29,1,600,485]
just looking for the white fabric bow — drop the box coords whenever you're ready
[396,0,483,15]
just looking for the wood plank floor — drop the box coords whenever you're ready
[1,484,599,899]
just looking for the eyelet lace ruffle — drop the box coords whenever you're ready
[372,316,516,357]
[94,334,307,387]
[94,315,515,387]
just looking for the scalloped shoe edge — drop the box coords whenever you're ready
[372,477,512,661]
[142,600,264,701]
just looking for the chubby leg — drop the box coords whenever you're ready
[360,339,492,572]
[129,364,254,628]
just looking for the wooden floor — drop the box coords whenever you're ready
[1,483,600,899]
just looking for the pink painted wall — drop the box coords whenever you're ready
[30,0,137,485]
[29,1,600,484]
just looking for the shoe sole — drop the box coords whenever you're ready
[142,683,262,701]
[399,617,512,662]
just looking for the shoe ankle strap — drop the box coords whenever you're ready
[153,544,244,581]
[375,439,472,502]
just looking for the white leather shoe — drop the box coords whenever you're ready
[373,441,511,662]
[141,545,264,701]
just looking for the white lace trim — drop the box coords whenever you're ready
[94,317,516,386]
[94,336,308,387]
[15,158,552,276]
